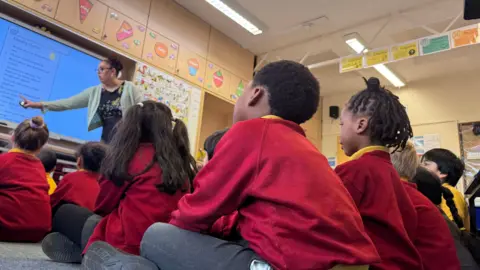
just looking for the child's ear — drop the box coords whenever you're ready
[355,117,369,134]
[247,86,265,107]
[76,157,82,169]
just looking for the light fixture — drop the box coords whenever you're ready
[346,38,368,54]
[344,34,405,88]
[205,0,263,35]
[373,64,405,88]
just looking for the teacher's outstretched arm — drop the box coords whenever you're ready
[21,87,93,112]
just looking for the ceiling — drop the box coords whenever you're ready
[175,0,480,95]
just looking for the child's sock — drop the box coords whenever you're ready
[42,232,83,263]
[81,241,158,270]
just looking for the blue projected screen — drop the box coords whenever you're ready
[0,17,102,142]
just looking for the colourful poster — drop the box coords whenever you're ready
[420,34,450,55]
[452,27,479,48]
[365,49,389,67]
[340,56,363,73]
[391,41,419,61]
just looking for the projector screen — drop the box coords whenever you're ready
[0,16,102,142]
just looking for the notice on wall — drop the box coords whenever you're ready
[451,26,479,48]
[327,157,336,168]
[391,41,419,61]
[134,63,201,154]
[420,34,451,55]
[340,55,363,73]
[412,134,441,155]
[365,48,389,67]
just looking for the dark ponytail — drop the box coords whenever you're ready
[172,118,198,191]
[442,187,465,229]
[101,101,197,194]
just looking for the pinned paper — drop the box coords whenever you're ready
[149,32,156,38]
[137,25,146,32]
[391,41,419,61]
[154,43,168,58]
[340,56,363,73]
[133,40,141,46]
[365,49,389,67]
[171,43,178,50]
[420,34,450,55]
[452,27,479,48]
[92,27,100,34]
[79,0,93,23]
[116,21,133,41]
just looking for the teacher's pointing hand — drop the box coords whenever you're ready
[20,96,43,109]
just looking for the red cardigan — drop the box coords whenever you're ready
[85,144,186,255]
[170,118,380,270]
[0,151,51,242]
[402,182,460,270]
[50,170,101,211]
[335,149,423,270]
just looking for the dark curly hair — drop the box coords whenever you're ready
[75,142,107,173]
[252,60,320,124]
[347,77,412,152]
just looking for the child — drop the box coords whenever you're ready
[412,168,480,270]
[83,60,380,270]
[37,149,57,194]
[422,148,469,230]
[42,101,197,265]
[334,77,422,270]
[50,142,107,213]
[0,116,51,242]
[390,142,460,270]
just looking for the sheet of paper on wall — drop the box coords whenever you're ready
[133,63,201,154]
[412,134,441,156]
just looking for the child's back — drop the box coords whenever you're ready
[336,78,422,270]
[0,116,51,242]
[172,117,379,269]
[87,144,186,254]
[50,142,107,212]
[335,150,421,269]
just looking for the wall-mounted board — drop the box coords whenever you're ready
[142,29,178,74]
[101,8,146,58]
[133,63,202,154]
[55,0,107,40]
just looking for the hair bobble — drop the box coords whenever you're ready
[29,119,43,129]
[137,102,144,107]
[363,77,381,91]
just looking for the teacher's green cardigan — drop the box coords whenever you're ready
[41,81,144,131]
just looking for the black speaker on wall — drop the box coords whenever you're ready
[465,0,480,20]
[329,106,339,119]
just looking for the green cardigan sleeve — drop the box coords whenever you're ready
[41,86,94,112]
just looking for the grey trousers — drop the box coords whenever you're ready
[140,223,271,270]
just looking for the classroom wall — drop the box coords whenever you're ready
[322,69,480,162]
[8,0,254,104]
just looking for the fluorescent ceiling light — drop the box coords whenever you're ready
[346,38,368,54]
[373,64,405,88]
[345,36,405,88]
[205,0,263,35]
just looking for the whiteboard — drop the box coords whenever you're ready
[133,63,201,155]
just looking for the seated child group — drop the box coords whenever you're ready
[0,60,476,270]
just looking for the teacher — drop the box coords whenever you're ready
[21,58,143,143]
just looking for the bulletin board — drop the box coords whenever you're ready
[102,8,146,58]
[459,122,480,190]
[55,0,108,40]
[12,0,59,18]
[133,63,202,154]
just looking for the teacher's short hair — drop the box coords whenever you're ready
[104,57,123,75]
